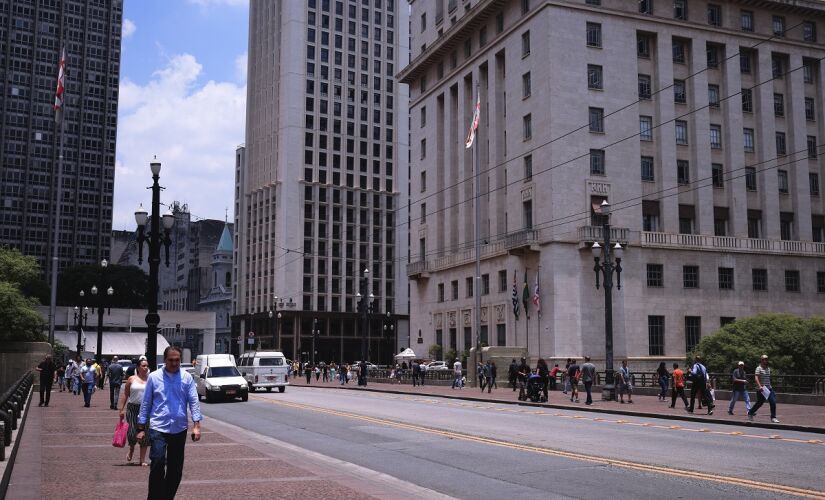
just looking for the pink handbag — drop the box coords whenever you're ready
[112,416,128,448]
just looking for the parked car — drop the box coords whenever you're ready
[424,361,449,371]
[350,361,379,373]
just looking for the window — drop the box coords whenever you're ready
[718,267,734,289]
[780,212,794,240]
[745,167,757,190]
[674,0,687,20]
[479,26,487,47]
[712,163,724,187]
[637,34,651,58]
[743,128,755,153]
[638,74,652,99]
[522,31,531,56]
[420,106,426,127]
[677,160,690,184]
[708,84,720,107]
[774,93,784,117]
[466,277,474,298]
[805,98,816,121]
[589,107,604,133]
[437,283,444,302]
[524,155,533,181]
[809,136,819,159]
[523,200,533,228]
[818,272,825,293]
[748,210,762,238]
[482,274,490,295]
[522,0,530,14]
[804,21,817,42]
[674,80,686,103]
[451,280,458,300]
[643,200,660,231]
[420,202,426,223]
[639,0,652,15]
[675,121,688,145]
[588,65,603,90]
[421,12,426,32]
[740,52,752,73]
[590,149,605,175]
[499,270,507,292]
[420,138,426,159]
[776,132,787,156]
[685,317,701,353]
[741,88,753,113]
[804,61,815,84]
[772,15,785,36]
[778,169,789,193]
[709,125,722,149]
[672,40,686,63]
[641,156,655,181]
[784,270,800,292]
[741,10,754,31]
[683,266,699,288]
[421,171,427,192]
[772,55,784,78]
[640,116,653,141]
[647,264,664,288]
[523,114,532,139]
[707,4,722,26]
[752,269,768,291]
[811,173,820,196]
[586,22,602,47]
[522,72,532,98]
[648,316,665,356]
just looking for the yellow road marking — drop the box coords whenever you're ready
[252,396,825,499]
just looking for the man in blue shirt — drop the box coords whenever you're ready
[137,346,202,499]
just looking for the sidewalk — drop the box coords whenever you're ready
[4,387,441,499]
[290,377,825,433]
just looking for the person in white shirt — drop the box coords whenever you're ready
[452,360,463,389]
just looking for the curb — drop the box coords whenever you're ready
[289,383,825,435]
[0,386,33,498]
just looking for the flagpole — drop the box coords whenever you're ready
[472,83,481,388]
[536,267,541,358]
[48,47,67,346]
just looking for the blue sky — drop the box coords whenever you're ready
[113,0,249,230]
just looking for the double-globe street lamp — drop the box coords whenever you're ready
[268,295,283,351]
[134,158,175,370]
[383,311,394,363]
[86,259,114,364]
[73,297,89,357]
[311,318,320,368]
[590,200,625,401]
[356,268,374,363]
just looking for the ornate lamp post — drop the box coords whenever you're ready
[311,318,320,368]
[134,158,175,370]
[356,268,372,362]
[383,311,394,365]
[73,298,89,357]
[590,200,625,401]
[90,259,113,363]
[268,295,282,350]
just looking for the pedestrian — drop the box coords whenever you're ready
[56,363,66,392]
[669,363,689,409]
[305,363,312,384]
[490,361,498,389]
[688,356,711,414]
[748,355,779,423]
[314,365,320,382]
[566,359,580,403]
[484,361,493,394]
[340,364,348,385]
[107,356,124,410]
[656,362,669,401]
[517,357,530,401]
[419,361,427,385]
[508,359,518,391]
[452,358,463,389]
[549,364,559,391]
[562,358,572,394]
[36,354,57,407]
[329,364,336,382]
[729,361,751,415]
[616,360,633,404]
[80,358,97,407]
[580,356,596,405]
[136,346,202,499]
[359,360,368,386]
[96,359,106,390]
[536,358,549,402]
[66,357,81,395]
[411,361,420,387]
[477,362,486,392]
[119,358,150,466]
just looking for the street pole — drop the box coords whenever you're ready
[472,83,481,388]
[312,318,317,368]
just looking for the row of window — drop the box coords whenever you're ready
[647,315,737,356]
[646,264,825,292]
[436,270,513,302]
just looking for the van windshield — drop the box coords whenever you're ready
[208,366,240,378]
[259,357,283,366]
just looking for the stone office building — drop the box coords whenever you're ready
[400,0,825,368]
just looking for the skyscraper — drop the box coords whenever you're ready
[233,0,410,363]
[0,0,123,276]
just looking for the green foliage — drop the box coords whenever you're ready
[692,313,825,374]
[0,248,40,286]
[444,349,457,366]
[57,264,149,308]
[0,281,46,342]
[428,343,442,360]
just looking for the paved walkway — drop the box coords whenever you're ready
[5,387,441,499]
[289,377,825,431]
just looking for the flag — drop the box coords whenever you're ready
[522,270,530,314]
[54,46,66,119]
[533,272,541,316]
[464,93,480,149]
[511,271,520,320]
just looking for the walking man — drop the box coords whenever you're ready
[616,360,633,404]
[452,358,463,389]
[80,358,97,407]
[688,356,710,414]
[412,361,420,387]
[477,362,486,392]
[66,357,80,395]
[36,354,57,407]
[508,359,518,391]
[107,356,124,410]
[580,357,596,405]
[728,361,751,415]
[137,346,202,500]
[562,358,572,394]
[748,355,779,423]
[669,363,689,409]
[567,359,580,403]
[484,361,493,394]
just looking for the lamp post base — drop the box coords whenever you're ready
[601,383,616,401]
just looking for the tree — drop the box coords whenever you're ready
[0,248,39,286]
[0,282,46,342]
[428,343,442,361]
[444,349,457,366]
[57,264,149,308]
[692,313,825,374]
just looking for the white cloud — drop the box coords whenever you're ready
[234,51,247,84]
[122,18,136,38]
[114,53,246,230]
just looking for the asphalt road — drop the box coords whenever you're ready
[199,386,825,500]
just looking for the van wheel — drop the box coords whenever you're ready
[241,392,248,402]
[278,386,286,393]
[206,392,214,404]
[266,387,272,392]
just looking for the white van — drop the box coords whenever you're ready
[237,351,290,393]
[195,354,249,403]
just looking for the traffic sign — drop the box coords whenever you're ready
[247,338,254,345]
[248,331,255,337]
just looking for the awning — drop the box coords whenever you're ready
[54,330,170,357]
[394,348,417,360]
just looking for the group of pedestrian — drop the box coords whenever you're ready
[476,360,498,393]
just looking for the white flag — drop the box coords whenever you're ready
[465,93,480,149]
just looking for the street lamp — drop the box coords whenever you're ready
[357,267,370,363]
[311,318,320,368]
[89,259,114,363]
[383,310,394,365]
[268,295,283,351]
[135,157,175,370]
[73,296,88,358]
[590,200,625,401]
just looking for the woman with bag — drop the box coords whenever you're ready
[118,358,150,466]
[656,362,669,401]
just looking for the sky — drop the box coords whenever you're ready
[113,0,249,230]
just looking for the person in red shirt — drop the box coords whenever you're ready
[549,364,560,391]
[670,362,689,409]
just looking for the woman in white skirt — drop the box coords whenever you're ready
[118,358,150,465]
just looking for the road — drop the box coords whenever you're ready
[200,386,825,499]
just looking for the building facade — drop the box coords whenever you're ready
[198,222,233,353]
[233,0,410,364]
[400,0,825,369]
[0,0,123,276]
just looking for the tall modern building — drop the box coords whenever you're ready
[400,0,825,368]
[233,0,410,363]
[0,0,123,276]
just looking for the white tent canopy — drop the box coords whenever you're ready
[54,330,170,357]
[394,348,417,360]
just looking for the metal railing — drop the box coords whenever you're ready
[578,226,630,244]
[592,371,825,395]
[641,231,825,257]
[1,371,34,461]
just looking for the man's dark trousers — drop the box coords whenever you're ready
[148,429,187,500]
[689,381,705,411]
[583,381,593,404]
[672,387,688,407]
[110,383,121,409]
[39,379,53,406]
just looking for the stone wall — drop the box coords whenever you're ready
[0,342,52,392]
